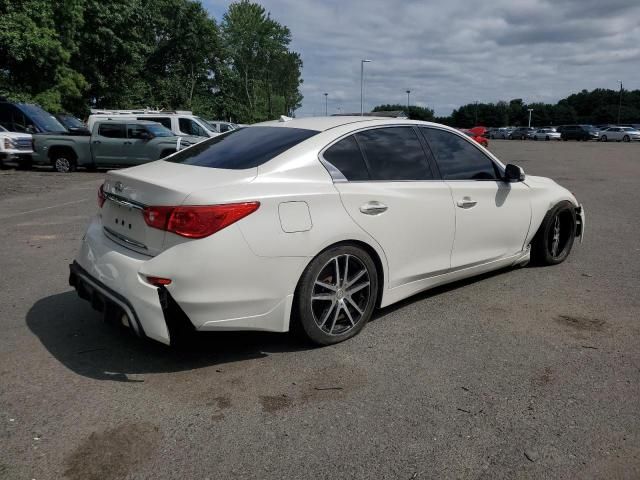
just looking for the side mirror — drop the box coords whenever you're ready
[139,131,152,140]
[504,163,525,182]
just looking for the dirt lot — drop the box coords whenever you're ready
[1,140,639,479]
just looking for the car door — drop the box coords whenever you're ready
[610,127,621,141]
[325,126,456,289]
[124,124,152,165]
[93,123,126,165]
[421,127,531,269]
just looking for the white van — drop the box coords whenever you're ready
[87,110,219,138]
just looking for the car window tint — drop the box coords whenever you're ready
[140,117,172,129]
[323,135,370,181]
[355,127,432,180]
[127,124,148,139]
[421,128,498,181]
[179,118,207,137]
[166,126,318,169]
[98,123,126,138]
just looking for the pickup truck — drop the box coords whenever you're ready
[32,120,202,172]
[0,125,33,169]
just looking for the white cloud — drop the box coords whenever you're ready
[205,0,640,116]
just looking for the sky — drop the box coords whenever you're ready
[204,0,640,117]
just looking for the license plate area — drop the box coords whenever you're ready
[103,202,148,250]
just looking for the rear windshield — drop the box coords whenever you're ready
[166,126,319,169]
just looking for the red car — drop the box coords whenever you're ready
[460,129,489,148]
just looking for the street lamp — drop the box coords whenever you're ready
[406,90,411,111]
[527,108,534,128]
[618,81,623,124]
[324,93,328,116]
[474,100,479,125]
[360,59,372,116]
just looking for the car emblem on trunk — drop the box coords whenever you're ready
[114,181,124,193]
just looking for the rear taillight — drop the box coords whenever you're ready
[143,202,259,239]
[98,184,106,208]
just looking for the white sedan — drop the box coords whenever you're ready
[532,128,561,141]
[599,126,640,142]
[69,117,585,346]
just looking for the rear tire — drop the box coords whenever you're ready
[294,245,378,346]
[531,201,577,266]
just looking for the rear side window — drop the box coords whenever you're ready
[139,117,171,129]
[98,123,126,138]
[322,136,370,181]
[421,128,498,181]
[166,126,318,169]
[355,127,433,180]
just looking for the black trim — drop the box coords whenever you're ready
[158,286,196,346]
[69,261,146,338]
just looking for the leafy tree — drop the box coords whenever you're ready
[373,104,434,121]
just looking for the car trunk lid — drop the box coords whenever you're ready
[101,161,257,256]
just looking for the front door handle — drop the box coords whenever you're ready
[456,197,478,209]
[360,201,388,215]
[123,141,131,145]
[93,140,101,144]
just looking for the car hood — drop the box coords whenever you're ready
[1,132,32,140]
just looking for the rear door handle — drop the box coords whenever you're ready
[456,198,478,209]
[360,201,388,215]
[123,141,131,145]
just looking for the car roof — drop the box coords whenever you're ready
[96,119,159,125]
[255,116,454,132]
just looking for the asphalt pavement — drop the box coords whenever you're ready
[1,140,639,479]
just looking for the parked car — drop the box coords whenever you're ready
[509,127,536,140]
[55,114,91,136]
[599,126,640,142]
[532,128,561,141]
[560,125,600,141]
[32,120,202,172]
[462,129,489,148]
[68,117,585,347]
[0,100,66,134]
[0,125,33,169]
[205,121,239,134]
[88,110,219,138]
[488,127,511,139]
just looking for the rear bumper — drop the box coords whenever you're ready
[71,215,306,344]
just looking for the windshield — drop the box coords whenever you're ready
[166,126,319,169]
[58,115,84,129]
[147,124,174,137]
[17,104,66,132]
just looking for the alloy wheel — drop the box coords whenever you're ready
[548,212,571,259]
[55,157,71,173]
[311,254,371,336]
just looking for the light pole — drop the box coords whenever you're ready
[474,100,478,125]
[324,93,328,116]
[527,108,534,128]
[618,81,623,125]
[406,90,411,111]
[360,59,372,116]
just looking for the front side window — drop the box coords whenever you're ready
[127,124,149,139]
[421,128,498,181]
[179,118,207,137]
[98,123,126,138]
[322,135,370,181]
[166,126,318,169]
[355,127,433,180]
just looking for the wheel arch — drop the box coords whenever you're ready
[293,238,388,312]
[48,145,78,163]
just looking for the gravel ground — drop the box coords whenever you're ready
[0,140,639,479]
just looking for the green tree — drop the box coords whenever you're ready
[373,104,434,121]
